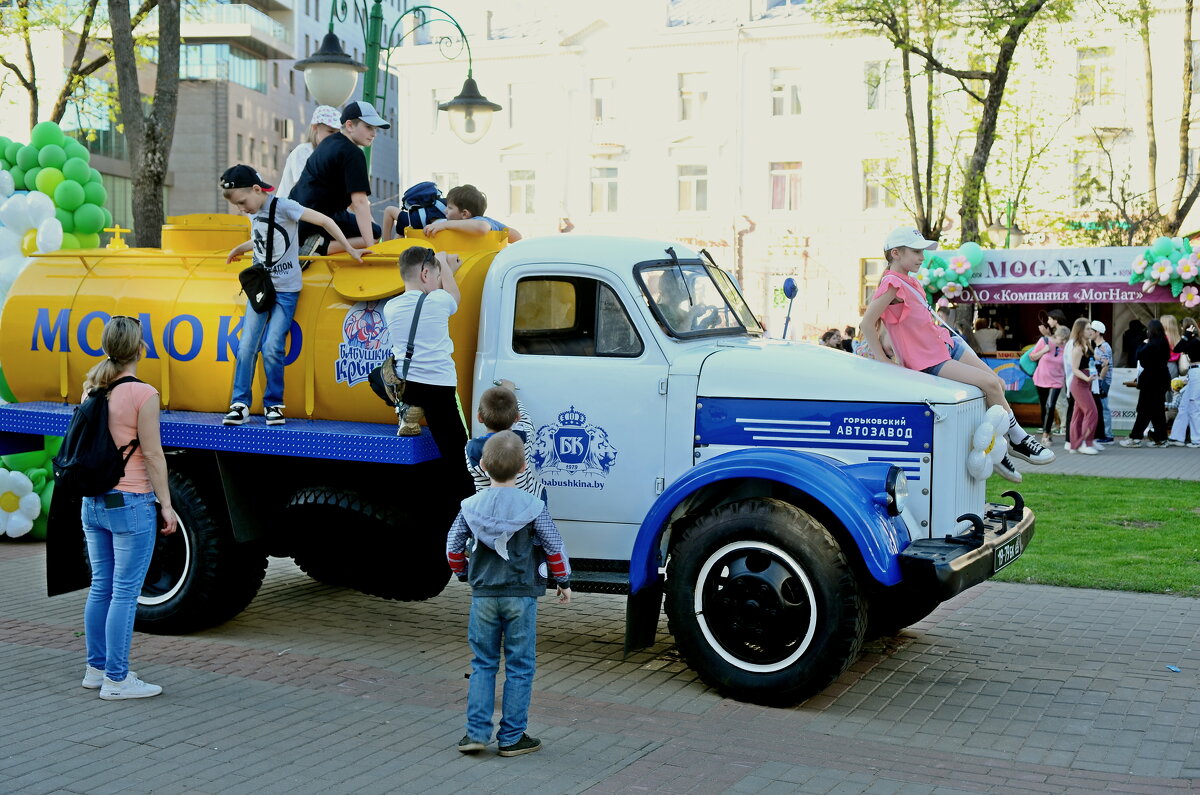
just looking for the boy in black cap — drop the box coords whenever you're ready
[289,101,389,256]
[220,164,370,426]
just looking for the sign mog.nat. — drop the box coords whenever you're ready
[952,247,1158,304]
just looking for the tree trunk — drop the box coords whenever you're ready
[108,0,180,248]
[1164,0,1200,234]
[901,46,932,237]
[1140,0,1158,212]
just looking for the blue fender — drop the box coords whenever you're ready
[629,448,910,594]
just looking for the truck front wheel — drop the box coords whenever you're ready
[136,471,268,634]
[665,498,866,706]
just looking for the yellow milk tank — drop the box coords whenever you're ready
[0,215,505,424]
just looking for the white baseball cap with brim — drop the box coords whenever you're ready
[310,105,341,128]
[884,227,938,251]
[341,101,390,129]
[1090,320,1106,334]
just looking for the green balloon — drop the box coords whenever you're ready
[0,159,8,173]
[2,449,48,470]
[4,141,21,164]
[37,144,66,169]
[83,181,107,207]
[55,207,75,233]
[9,166,25,190]
[73,203,105,235]
[88,167,102,184]
[0,136,10,152]
[61,158,90,183]
[0,365,16,403]
[102,207,113,228]
[60,232,80,249]
[54,178,85,211]
[30,121,65,149]
[44,435,63,458]
[1151,237,1175,258]
[63,140,90,163]
[36,167,65,196]
[75,231,100,249]
[16,144,39,170]
[24,166,42,192]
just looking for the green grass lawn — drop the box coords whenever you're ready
[985,473,1200,597]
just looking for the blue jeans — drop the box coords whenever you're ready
[82,490,157,682]
[465,596,538,746]
[231,290,299,407]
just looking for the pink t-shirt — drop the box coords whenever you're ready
[1031,337,1066,389]
[106,380,158,494]
[873,271,953,371]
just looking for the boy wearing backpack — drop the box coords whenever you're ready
[219,165,370,426]
[423,184,522,243]
[381,181,447,241]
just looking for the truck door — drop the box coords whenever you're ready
[489,264,668,561]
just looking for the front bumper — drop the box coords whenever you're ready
[897,502,1035,602]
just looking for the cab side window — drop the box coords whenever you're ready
[512,276,644,357]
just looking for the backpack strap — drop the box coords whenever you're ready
[104,375,143,459]
[264,196,277,270]
[399,292,428,382]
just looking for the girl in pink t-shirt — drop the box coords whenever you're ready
[862,227,1055,482]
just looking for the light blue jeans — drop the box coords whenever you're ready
[231,290,299,408]
[466,596,538,746]
[83,490,157,682]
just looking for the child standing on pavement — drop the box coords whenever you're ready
[466,380,546,503]
[862,227,1056,482]
[447,431,571,757]
[220,165,369,426]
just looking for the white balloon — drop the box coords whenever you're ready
[0,227,20,258]
[0,171,13,199]
[988,436,1008,464]
[25,191,55,226]
[0,194,31,233]
[971,423,994,452]
[985,404,1008,433]
[35,217,63,253]
[967,450,990,480]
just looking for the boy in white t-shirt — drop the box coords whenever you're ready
[219,164,368,426]
[377,246,475,500]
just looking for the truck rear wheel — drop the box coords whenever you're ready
[287,487,450,601]
[136,471,268,634]
[665,498,866,706]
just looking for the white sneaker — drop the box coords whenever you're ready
[1078,445,1099,455]
[82,665,137,689]
[223,402,249,426]
[99,672,162,700]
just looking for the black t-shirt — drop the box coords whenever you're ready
[288,131,370,217]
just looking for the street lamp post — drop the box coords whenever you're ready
[294,2,501,145]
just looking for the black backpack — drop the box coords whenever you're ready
[52,376,142,496]
[396,181,447,231]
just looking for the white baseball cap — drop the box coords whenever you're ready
[884,227,938,251]
[310,105,341,128]
[1090,320,1106,334]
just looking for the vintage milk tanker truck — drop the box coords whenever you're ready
[0,215,1033,705]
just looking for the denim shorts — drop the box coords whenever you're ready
[923,336,970,376]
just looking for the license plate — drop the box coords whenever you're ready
[994,534,1024,572]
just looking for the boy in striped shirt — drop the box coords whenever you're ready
[447,431,571,757]
[465,380,546,503]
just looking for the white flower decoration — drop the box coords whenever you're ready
[966,406,1009,481]
[0,469,40,538]
[942,282,964,299]
[1150,262,1173,283]
[916,268,931,286]
[1177,257,1198,282]
[1132,255,1148,274]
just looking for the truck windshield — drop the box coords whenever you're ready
[638,262,763,338]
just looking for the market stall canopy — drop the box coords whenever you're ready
[947,247,1162,304]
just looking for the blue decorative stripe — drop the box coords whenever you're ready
[696,398,933,454]
[0,402,439,465]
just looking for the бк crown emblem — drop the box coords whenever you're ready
[558,406,586,426]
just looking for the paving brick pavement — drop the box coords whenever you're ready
[1,541,1198,794]
[1017,439,1199,479]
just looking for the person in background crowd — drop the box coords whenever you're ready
[1090,320,1114,444]
[1121,319,1145,368]
[1030,325,1069,447]
[1162,315,1183,379]
[1038,309,1069,430]
[1064,318,1099,454]
[1121,318,1172,448]
[820,328,843,349]
[841,325,856,352]
[1168,317,1199,447]
[973,318,1000,354]
[1061,317,1083,447]
[276,105,340,198]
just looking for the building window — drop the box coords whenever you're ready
[590,167,618,213]
[509,169,536,215]
[864,60,891,110]
[289,70,294,94]
[769,161,802,210]
[236,134,243,159]
[1072,148,1107,207]
[770,68,801,116]
[249,137,256,163]
[236,103,243,118]
[678,72,708,121]
[677,165,708,212]
[272,144,279,171]
[305,0,310,15]
[860,258,886,310]
[432,172,459,190]
[180,44,267,92]
[591,77,614,123]
[305,34,310,57]
[1076,47,1114,107]
[862,159,896,209]
[272,62,278,88]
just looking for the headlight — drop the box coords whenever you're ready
[885,466,909,516]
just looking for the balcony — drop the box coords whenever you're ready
[181,3,293,60]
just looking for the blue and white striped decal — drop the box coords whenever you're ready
[695,398,933,455]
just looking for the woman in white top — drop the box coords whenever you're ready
[276,105,341,197]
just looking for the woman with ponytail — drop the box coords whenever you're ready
[79,316,178,700]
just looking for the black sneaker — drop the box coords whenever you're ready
[264,405,285,425]
[222,403,249,426]
[498,733,542,757]
[993,455,1023,483]
[1008,434,1055,465]
[299,235,324,258]
[457,735,486,753]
